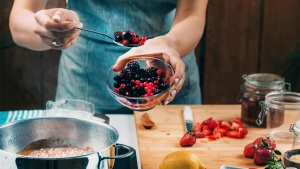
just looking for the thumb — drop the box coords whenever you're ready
[112,52,163,72]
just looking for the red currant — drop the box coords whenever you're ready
[120,83,126,89]
[141,36,147,43]
[122,40,129,44]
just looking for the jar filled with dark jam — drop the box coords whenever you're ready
[238,73,290,128]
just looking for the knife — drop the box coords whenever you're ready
[183,106,193,132]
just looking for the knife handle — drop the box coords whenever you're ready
[183,106,193,121]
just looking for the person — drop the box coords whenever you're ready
[9,0,208,114]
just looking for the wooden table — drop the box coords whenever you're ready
[134,105,295,169]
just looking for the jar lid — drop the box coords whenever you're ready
[243,73,285,89]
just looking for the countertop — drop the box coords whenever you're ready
[134,105,295,169]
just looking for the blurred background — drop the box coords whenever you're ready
[0,0,299,110]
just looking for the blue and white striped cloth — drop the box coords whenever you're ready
[0,110,45,125]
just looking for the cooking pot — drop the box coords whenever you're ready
[0,117,136,169]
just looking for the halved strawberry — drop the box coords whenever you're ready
[195,132,205,138]
[226,131,239,138]
[202,125,209,130]
[208,131,221,140]
[230,121,243,131]
[193,123,202,133]
[226,129,247,139]
[220,121,231,129]
[203,129,211,136]
[239,127,248,136]
[202,117,218,130]
[229,118,243,126]
[218,128,227,137]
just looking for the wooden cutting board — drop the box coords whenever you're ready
[134,105,293,169]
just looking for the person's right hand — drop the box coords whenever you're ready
[33,8,82,50]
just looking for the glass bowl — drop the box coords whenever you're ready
[104,56,175,111]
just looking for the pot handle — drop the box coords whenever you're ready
[101,144,135,160]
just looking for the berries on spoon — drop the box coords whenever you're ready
[113,30,146,45]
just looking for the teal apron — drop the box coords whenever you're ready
[56,0,201,114]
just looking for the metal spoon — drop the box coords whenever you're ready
[76,27,142,48]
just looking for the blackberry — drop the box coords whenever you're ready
[127,61,140,72]
[146,67,158,77]
[123,30,133,42]
[114,31,123,38]
[114,31,123,42]
[133,74,141,80]
[114,75,121,82]
[114,82,120,88]
[120,68,131,79]
[159,83,169,90]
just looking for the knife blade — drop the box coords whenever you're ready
[183,106,193,132]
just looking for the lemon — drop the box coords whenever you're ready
[159,150,207,169]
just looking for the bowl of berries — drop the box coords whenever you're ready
[104,56,175,111]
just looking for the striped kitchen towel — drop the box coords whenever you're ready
[0,110,45,125]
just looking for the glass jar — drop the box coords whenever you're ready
[290,120,300,149]
[257,92,300,143]
[238,73,290,127]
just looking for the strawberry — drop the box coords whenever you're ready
[202,117,218,130]
[203,129,211,136]
[180,132,196,147]
[226,131,239,138]
[208,131,221,140]
[229,118,243,126]
[253,146,272,165]
[243,143,255,158]
[253,137,276,150]
[230,121,243,130]
[220,121,231,129]
[195,132,205,138]
[226,128,247,139]
[193,123,202,133]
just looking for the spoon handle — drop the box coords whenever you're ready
[76,27,114,40]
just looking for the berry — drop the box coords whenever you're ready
[253,137,276,150]
[180,132,196,147]
[244,143,255,158]
[127,61,140,72]
[253,146,272,165]
[146,67,158,77]
[113,31,123,42]
[122,39,129,44]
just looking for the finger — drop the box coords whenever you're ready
[163,76,185,105]
[54,28,81,45]
[52,27,80,39]
[41,36,77,50]
[35,14,75,32]
[34,24,54,39]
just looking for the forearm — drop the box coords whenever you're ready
[162,0,208,58]
[9,0,50,51]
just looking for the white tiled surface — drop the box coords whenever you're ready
[107,114,141,169]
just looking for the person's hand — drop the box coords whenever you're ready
[112,36,186,105]
[33,8,82,50]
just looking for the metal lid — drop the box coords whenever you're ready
[243,73,285,89]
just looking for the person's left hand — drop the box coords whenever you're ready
[112,36,186,105]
